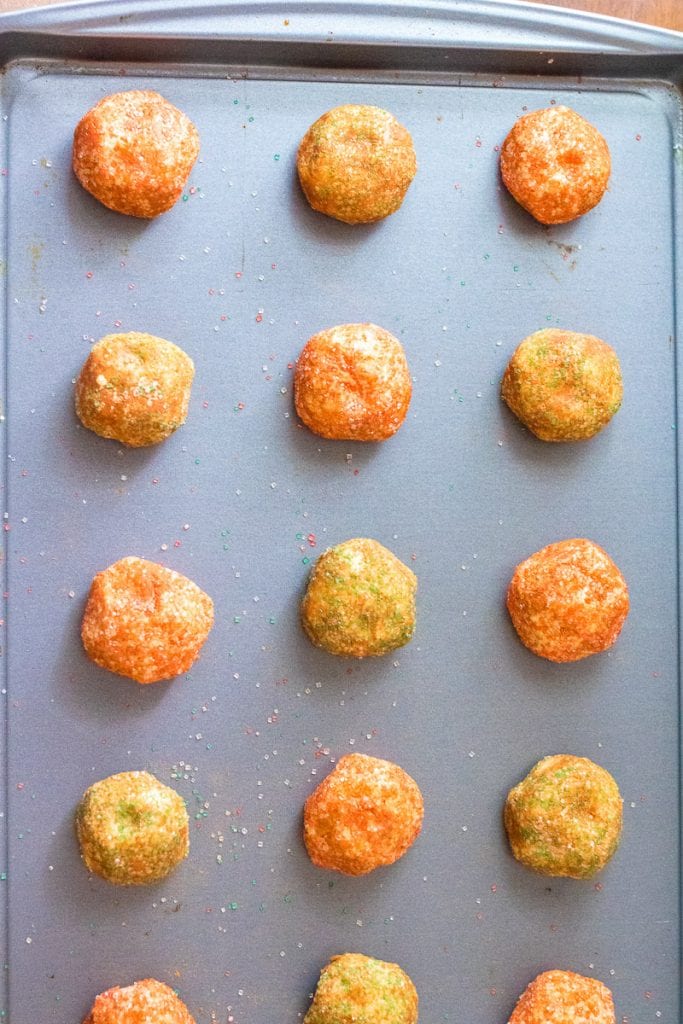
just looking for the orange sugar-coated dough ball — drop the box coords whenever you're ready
[304,752,424,875]
[507,538,629,663]
[297,104,417,224]
[73,90,199,218]
[294,323,412,441]
[81,556,214,684]
[500,105,610,224]
[508,970,616,1024]
[83,978,195,1024]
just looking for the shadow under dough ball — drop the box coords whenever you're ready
[507,538,629,662]
[83,979,196,1024]
[73,89,200,218]
[303,752,424,876]
[508,970,616,1024]
[304,953,418,1024]
[76,771,189,886]
[297,104,417,223]
[81,556,214,684]
[301,537,417,657]
[504,754,623,879]
[500,105,610,224]
[75,332,195,447]
[294,322,412,441]
[501,328,623,442]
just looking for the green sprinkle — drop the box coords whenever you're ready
[229,901,238,910]
[182,195,188,202]
[302,557,310,564]
[234,616,241,624]
[274,154,280,161]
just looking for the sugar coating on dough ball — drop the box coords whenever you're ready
[507,538,629,663]
[504,755,623,879]
[500,105,610,224]
[301,538,417,657]
[76,771,189,886]
[501,329,623,442]
[304,953,418,1024]
[297,104,417,224]
[75,332,195,448]
[73,90,199,218]
[509,969,616,1024]
[304,753,424,876]
[81,556,214,684]
[294,323,412,441]
[83,978,195,1024]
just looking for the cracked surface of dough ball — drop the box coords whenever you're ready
[500,105,610,224]
[504,755,623,879]
[294,323,412,441]
[507,538,629,663]
[501,329,622,442]
[509,970,616,1024]
[75,332,195,447]
[73,90,199,218]
[81,556,214,684]
[297,104,417,223]
[304,753,424,876]
[76,771,189,885]
[83,979,195,1024]
[301,538,417,657]
[304,953,418,1024]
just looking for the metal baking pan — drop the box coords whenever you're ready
[0,1,681,1021]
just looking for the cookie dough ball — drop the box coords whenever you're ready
[297,104,417,224]
[505,755,623,879]
[294,323,412,441]
[304,753,424,876]
[301,538,417,657]
[304,953,418,1024]
[507,538,629,663]
[502,329,623,442]
[509,970,616,1024]
[73,90,199,218]
[83,979,195,1024]
[75,332,194,448]
[500,105,610,224]
[76,771,189,885]
[81,556,214,684]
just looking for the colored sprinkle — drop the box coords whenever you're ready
[85,271,93,279]
[273,154,280,161]
[302,557,310,565]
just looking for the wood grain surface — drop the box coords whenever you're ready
[0,0,682,29]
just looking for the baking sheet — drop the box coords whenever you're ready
[1,4,682,1022]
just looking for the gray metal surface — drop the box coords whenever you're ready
[1,4,682,1024]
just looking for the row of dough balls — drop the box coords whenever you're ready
[76,753,622,887]
[81,533,629,689]
[83,963,617,1024]
[72,90,610,227]
[74,325,624,448]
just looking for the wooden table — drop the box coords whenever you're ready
[1,0,681,32]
